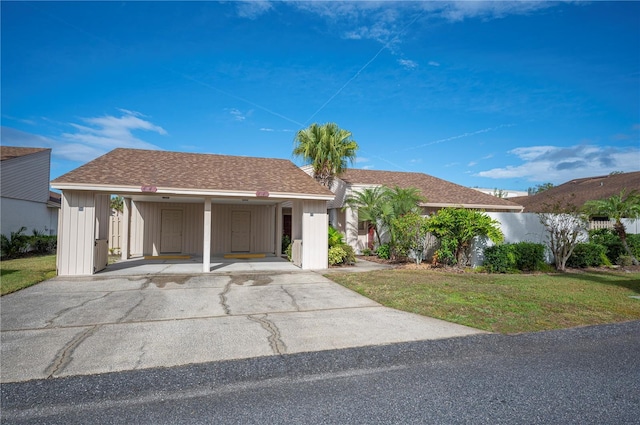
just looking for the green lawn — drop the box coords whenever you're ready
[0,255,57,295]
[327,269,640,334]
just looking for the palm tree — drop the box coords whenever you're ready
[293,122,358,187]
[584,190,640,265]
[344,186,392,247]
[385,186,425,217]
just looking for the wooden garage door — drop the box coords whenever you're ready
[231,211,251,252]
[161,209,183,253]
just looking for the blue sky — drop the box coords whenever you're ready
[2,1,639,192]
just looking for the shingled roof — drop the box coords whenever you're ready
[52,148,334,198]
[0,146,49,161]
[511,171,640,213]
[337,169,523,211]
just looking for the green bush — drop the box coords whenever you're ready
[511,242,546,271]
[342,244,356,265]
[376,243,390,260]
[589,229,624,263]
[281,235,291,254]
[0,227,30,259]
[483,244,516,273]
[566,243,606,268]
[361,248,372,256]
[30,230,57,255]
[328,226,344,248]
[617,255,633,267]
[627,234,640,259]
[329,244,356,266]
[285,243,292,262]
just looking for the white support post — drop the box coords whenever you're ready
[275,203,283,257]
[203,197,211,273]
[121,197,131,261]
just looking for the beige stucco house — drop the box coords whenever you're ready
[325,168,524,253]
[51,148,333,275]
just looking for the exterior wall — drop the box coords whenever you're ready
[0,149,50,203]
[1,197,58,236]
[301,200,328,269]
[0,149,57,237]
[129,201,275,256]
[57,191,97,276]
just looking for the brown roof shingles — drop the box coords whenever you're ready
[511,171,640,213]
[52,148,334,197]
[0,146,49,161]
[339,169,522,209]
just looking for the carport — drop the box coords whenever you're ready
[51,148,333,276]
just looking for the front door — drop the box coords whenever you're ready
[231,211,251,252]
[160,209,183,253]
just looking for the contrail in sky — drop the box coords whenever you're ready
[396,124,516,152]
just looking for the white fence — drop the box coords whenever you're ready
[470,213,639,267]
[108,211,122,254]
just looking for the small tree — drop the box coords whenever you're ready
[538,197,588,271]
[110,195,124,213]
[427,208,504,267]
[390,212,430,264]
[584,190,640,265]
[343,186,392,247]
[527,182,554,196]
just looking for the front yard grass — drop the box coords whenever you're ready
[327,269,640,334]
[0,255,56,295]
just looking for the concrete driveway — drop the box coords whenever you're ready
[1,268,485,383]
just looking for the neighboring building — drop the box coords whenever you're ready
[320,168,523,253]
[511,171,640,232]
[472,188,529,198]
[51,148,333,275]
[0,146,59,237]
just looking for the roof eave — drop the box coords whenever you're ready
[51,183,334,201]
[421,202,524,212]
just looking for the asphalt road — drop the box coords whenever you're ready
[2,321,639,424]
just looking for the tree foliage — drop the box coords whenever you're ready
[427,208,504,267]
[293,122,358,188]
[583,190,640,265]
[390,212,430,264]
[110,195,124,213]
[527,182,554,196]
[538,197,588,271]
[343,186,392,247]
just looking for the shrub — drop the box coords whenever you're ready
[328,244,355,266]
[511,242,546,271]
[566,243,606,268]
[328,226,344,248]
[483,244,516,273]
[361,248,372,256]
[342,244,356,265]
[627,234,640,259]
[281,235,291,254]
[617,255,633,267]
[589,228,624,263]
[0,227,30,259]
[285,243,292,261]
[376,243,390,260]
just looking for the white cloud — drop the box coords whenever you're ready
[2,110,165,163]
[398,59,418,70]
[428,61,440,67]
[260,127,275,132]
[361,165,374,170]
[236,0,273,19]
[355,157,370,163]
[477,144,640,183]
[227,108,254,122]
[468,161,477,167]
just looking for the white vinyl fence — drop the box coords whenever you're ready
[470,213,639,267]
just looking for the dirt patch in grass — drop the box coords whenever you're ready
[328,268,640,334]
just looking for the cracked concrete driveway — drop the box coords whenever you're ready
[1,271,485,383]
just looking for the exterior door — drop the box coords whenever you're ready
[231,211,251,252]
[160,209,183,253]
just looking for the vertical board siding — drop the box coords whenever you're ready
[57,191,95,275]
[0,150,50,202]
[301,200,328,269]
[129,201,275,256]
